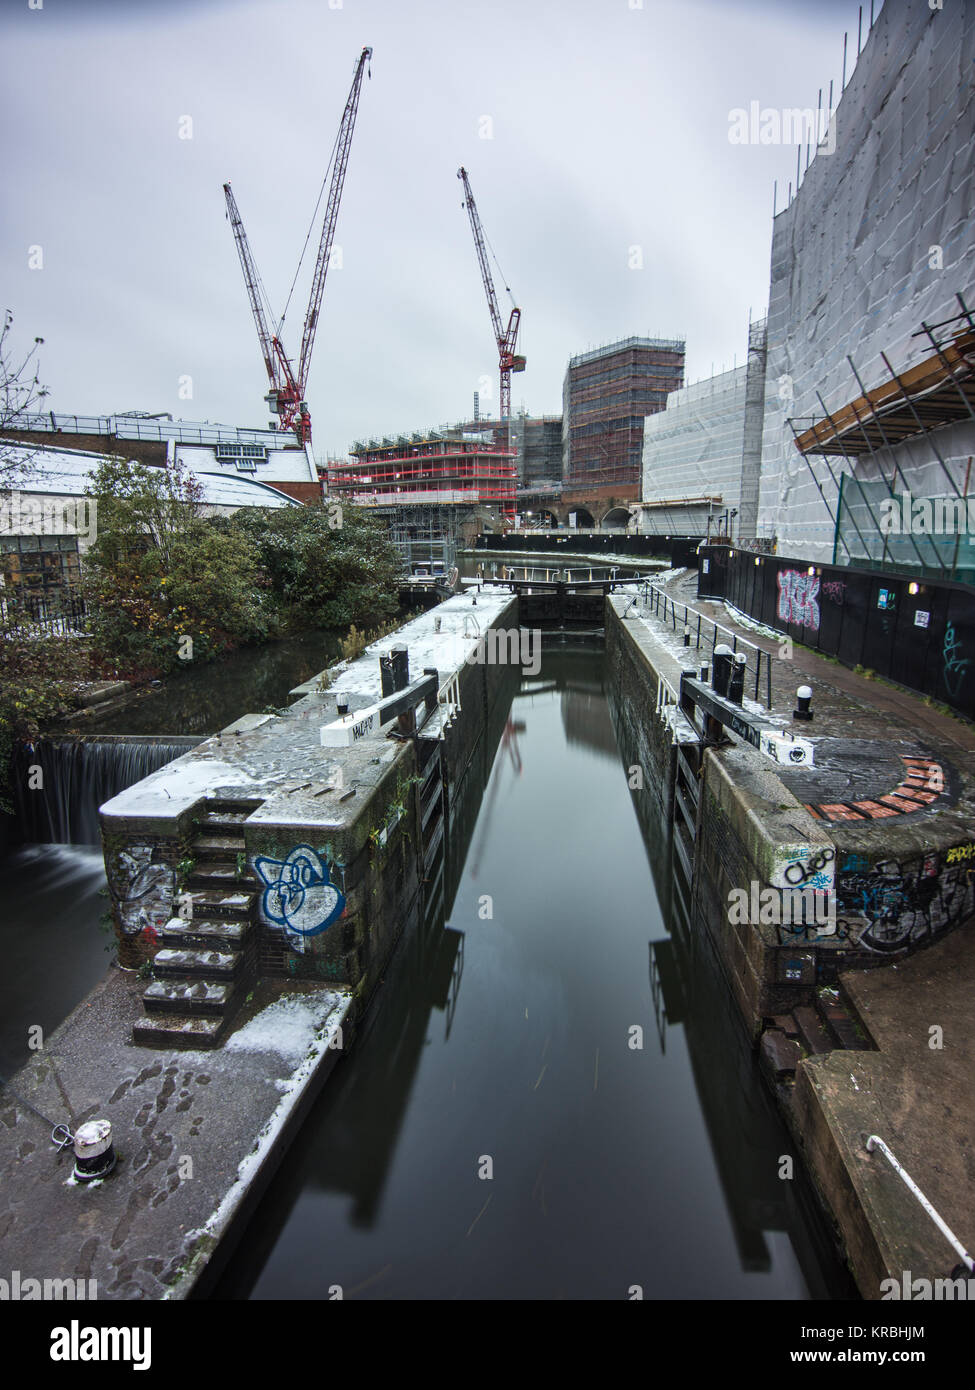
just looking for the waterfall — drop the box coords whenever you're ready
[11,737,202,845]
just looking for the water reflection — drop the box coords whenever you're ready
[68,632,345,737]
[213,646,852,1300]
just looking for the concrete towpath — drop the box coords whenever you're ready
[0,972,349,1300]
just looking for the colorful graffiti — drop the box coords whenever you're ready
[834,854,975,954]
[107,846,174,939]
[254,845,345,940]
[777,569,820,630]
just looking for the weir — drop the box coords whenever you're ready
[10,737,203,845]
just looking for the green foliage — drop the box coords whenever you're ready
[0,631,90,811]
[230,503,401,632]
[84,473,401,680]
[83,457,267,676]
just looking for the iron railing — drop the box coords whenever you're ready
[638,581,774,710]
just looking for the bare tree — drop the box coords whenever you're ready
[1,309,49,488]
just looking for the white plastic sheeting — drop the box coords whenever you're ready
[758,0,975,561]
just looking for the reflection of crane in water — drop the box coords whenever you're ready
[470,715,525,878]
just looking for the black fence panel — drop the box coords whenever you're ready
[696,546,975,720]
[474,533,703,566]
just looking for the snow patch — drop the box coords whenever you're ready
[223,993,340,1069]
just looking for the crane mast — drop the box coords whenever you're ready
[457,166,525,423]
[223,46,372,445]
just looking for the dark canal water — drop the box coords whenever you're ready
[212,646,851,1300]
[68,631,344,737]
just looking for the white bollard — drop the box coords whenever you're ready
[73,1119,116,1183]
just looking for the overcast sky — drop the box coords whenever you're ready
[1,0,878,460]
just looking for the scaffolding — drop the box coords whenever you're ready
[329,421,517,571]
[790,297,975,580]
[382,503,460,577]
[564,338,685,492]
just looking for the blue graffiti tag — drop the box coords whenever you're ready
[254,845,346,937]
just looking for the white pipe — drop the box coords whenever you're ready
[865,1135,975,1271]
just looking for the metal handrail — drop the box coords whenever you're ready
[865,1135,975,1273]
[639,580,773,710]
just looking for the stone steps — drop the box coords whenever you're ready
[143,978,236,1015]
[194,835,246,857]
[185,888,256,920]
[817,986,873,1051]
[792,1005,833,1056]
[199,812,250,834]
[133,1013,229,1049]
[188,864,245,889]
[153,947,242,979]
[759,987,875,1091]
[133,796,262,1049]
[158,917,250,949]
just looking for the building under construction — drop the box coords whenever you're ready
[326,425,517,572]
[562,337,685,498]
[456,412,563,489]
[757,0,975,571]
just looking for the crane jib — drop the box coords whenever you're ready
[222,45,372,445]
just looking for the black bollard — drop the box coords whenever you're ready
[727,652,747,706]
[712,643,734,698]
[793,684,814,721]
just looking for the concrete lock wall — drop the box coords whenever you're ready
[758,0,975,561]
[99,595,519,1004]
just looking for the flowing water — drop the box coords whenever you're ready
[212,646,852,1300]
[0,844,110,1078]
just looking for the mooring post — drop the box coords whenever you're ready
[381,644,410,699]
[712,643,734,699]
[727,652,747,706]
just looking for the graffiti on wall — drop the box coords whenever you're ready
[769,845,836,943]
[108,846,174,940]
[833,852,974,953]
[765,845,975,952]
[943,621,971,700]
[777,569,820,630]
[254,845,346,950]
[821,580,846,605]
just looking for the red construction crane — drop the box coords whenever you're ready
[457,167,525,423]
[223,45,372,445]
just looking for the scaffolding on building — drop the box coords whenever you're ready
[789,296,975,580]
[328,422,517,571]
[564,337,685,493]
